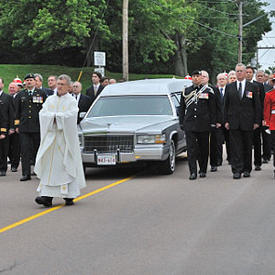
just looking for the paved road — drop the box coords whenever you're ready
[1,155,275,274]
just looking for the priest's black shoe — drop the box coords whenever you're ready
[255,166,261,171]
[35,196,53,207]
[233,172,241,179]
[199,172,206,178]
[210,166,217,172]
[262,159,269,164]
[243,171,250,177]
[20,175,31,181]
[0,171,6,176]
[189,173,197,180]
[64,198,74,206]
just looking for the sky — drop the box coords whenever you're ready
[257,0,275,71]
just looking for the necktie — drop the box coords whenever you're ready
[220,88,223,99]
[94,85,98,94]
[238,82,242,99]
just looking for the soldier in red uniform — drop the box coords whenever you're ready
[263,73,275,176]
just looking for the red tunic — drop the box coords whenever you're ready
[264,89,275,130]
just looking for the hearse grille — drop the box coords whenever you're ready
[84,135,134,153]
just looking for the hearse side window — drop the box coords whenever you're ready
[88,95,173,117]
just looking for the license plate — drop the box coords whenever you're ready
[97,154,116,165]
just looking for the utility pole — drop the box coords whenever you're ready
[122,0,129,81]
[238,0,243,63]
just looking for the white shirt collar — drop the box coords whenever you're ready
[27,87,35,93]
[0,90,3,96]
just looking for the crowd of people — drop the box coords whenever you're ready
[1,65,275,205]
[0,71,117,174]
[180,63,275,180]
[0,71,117,206]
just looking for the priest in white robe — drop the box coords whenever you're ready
[34,74,86,207]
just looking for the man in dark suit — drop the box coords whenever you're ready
[256,70,273,93]
[72,81,92,124]
[7,82,21,172]
[15,73,47,181]
[47,75,58,95]
[34,73,54,97]
[215,73,231,166]
[246,66,265,171]
[201,70,222,172]
[86,72,104,103]
[224,63,261,179]
[180,70,217,180]
[0,78,15,176]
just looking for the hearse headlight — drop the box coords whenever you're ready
[137,134,166,144]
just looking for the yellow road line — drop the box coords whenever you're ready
[0,175,135,235]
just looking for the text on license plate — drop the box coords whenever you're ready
[97,155,116,165]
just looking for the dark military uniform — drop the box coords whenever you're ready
[180,84,216,178]
[0,91,14,175]
[209,84,223,169]
[8,93,21,171]
[250,80,265,170]
[15,88,46,178]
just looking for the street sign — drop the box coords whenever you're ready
[94,51,106,66]
[94,67,105,77]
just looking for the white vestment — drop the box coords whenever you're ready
[34,93,86,198]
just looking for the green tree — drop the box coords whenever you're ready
[182,0,272,81]
[0,0,110,64]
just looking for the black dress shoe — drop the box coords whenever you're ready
[255,166,261,171]
[64,198,74,206]
[262,159,268,164]
[20,175,31,181]
[243,171,251,177]
[189,173,197,180]
[210,166,217,172]
[199,172,206,178]
[11,167,17,172]
[233,172,241,179]
[0,171,6,176]
[35,196,53,207]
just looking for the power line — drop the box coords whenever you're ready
[200,4,247,17]
[194,0,235,3]
[151,0,237,38]
[192,19,237,37]
[77,0,111,80]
